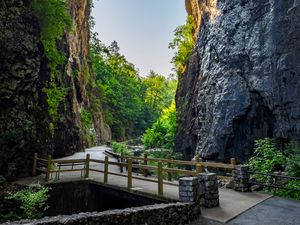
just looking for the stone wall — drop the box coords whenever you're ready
[179,173,219,208]
[3,202,200,225]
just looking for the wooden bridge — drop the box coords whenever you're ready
[32,152,237,196]
[25,149,271,223]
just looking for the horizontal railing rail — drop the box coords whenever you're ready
[247,170,300,192]
[32,152,237,196]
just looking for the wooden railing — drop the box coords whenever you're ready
[32,153,237,196]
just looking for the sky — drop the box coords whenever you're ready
[91,0,187,77]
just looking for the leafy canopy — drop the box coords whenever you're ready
[90,34,177,140]
[142,101,177,150]
[169,15,195,75]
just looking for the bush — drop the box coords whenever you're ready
[111,142,133,156]
[285,142,300,177]
[5,185,50,220]
[249,138,285,182]
[276,180,300,200]
[142,101,177,150]
[249,138,300,200]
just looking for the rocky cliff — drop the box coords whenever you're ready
[176,0,300,163]
[0,0,110,177]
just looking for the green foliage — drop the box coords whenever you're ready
[5,185,50,220]
[142,101,177,150]
[169,15,195,75]
[285,143,300,177]
[111,142,133,156]
[31,0,72,68]
[42,84,67,121]
[249,138,300,200]
[81,108,93,129]
[145,148,181,160]
[0,175,7,187]
[275,180,300,200]
[143,71,177,114]
[80,108,96,146]
[90,34,177,140]
[31,0,71,128]
[249,138,285,182]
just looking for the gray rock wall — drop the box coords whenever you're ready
[176,0,300,163]
[0,0,51,177]
[0,0,110,177]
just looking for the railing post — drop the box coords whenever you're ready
[158,161,163,196]
[85,154,90,178]
[167,157,172,181]
[196,163,202,174]
[120,151,124,173]
[32,153,38,176]
[230,158,236,166]
[231,158,237,179]
[104,156,109,183]
[144,153,148,177]
[127,158,132,189]
[195,154,200,163]
[45,155,52,182]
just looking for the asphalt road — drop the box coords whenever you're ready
[190,196,300,225]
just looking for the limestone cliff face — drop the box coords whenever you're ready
[0,0,48,177]
[176,0,300,163]
[0,0,110,177]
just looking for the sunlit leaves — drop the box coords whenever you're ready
[169,15,195,75]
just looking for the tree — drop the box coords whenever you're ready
[90,35,145,140]
[142,101,177,149]
[142,71,177,115]
[169,15,195,75]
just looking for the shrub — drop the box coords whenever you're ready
[249,138,300,200]
[111,142,133,156]
[142,101,177,150]
[5,185,50,219]
[285,142,300,177]
[249,138,285,182]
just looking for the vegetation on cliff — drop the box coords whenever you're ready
[31,0,72,136]
[169,15,195,75]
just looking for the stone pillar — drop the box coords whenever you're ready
[198,173,219,208]
[233,165,251,192]
[179,177,199,202]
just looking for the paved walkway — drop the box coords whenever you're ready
[190,197,300,225]
[16,146,272,223]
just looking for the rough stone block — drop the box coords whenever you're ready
[179,177,199,186]
[179,185,198,192]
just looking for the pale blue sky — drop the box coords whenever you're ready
[92,0,186,77]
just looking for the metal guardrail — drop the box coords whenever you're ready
[247,170,300,192]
